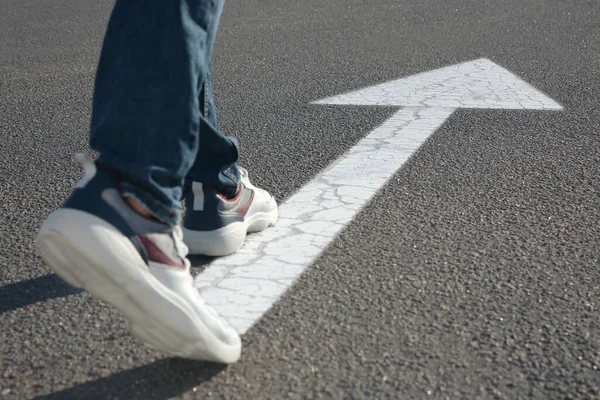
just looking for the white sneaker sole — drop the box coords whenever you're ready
[183,207,279,256]
[35,209,241,364]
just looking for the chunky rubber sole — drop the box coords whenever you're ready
[183,208,279,256]
[35,209,241,364]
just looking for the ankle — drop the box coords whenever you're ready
[125,196,153,218]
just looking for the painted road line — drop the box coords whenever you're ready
[194,58,562,334]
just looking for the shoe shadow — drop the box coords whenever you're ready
[188,255,216,271]
[32,358,226,400]
[0,274,82,315]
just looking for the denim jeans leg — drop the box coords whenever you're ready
[185,9,240,198]
[89,0,226,225]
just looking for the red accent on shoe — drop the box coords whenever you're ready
[139,235,186,270]
[236,191,255,216]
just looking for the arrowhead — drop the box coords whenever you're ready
[313,59,562,110]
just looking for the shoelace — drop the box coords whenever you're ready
[172,226,191,269]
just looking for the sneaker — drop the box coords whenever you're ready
[182,167,278,256]
[35,154,241,364]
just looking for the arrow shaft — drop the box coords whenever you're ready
[195,106,456,333]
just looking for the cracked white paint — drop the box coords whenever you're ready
[313,58,562,110]
[195,58,562,334]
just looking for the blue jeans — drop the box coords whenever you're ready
[89,0,240,225]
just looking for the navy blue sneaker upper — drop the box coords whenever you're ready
[64,157,189,270]
[182,183,249,231]
[63,163,152,265]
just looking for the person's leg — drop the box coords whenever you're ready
[179,8,278,257]
[36,0,241,363]
[185,58,241,197]
[90,0,233,225]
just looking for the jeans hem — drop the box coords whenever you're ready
[120,182,181,226]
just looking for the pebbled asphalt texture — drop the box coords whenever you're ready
[1,0,599,398]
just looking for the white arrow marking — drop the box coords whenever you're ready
[194,58,562,333]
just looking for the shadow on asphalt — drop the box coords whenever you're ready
[0,273,82,315]
[32,358,226,400]
[188,254,216,270]
[1,256,215,315]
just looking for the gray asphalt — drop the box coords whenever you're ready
[1,0,599,398]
